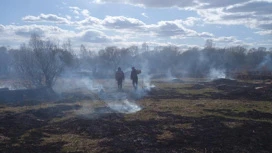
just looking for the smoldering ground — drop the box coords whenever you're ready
[52,69,155,118]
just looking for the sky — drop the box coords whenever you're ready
[0,0,271,51]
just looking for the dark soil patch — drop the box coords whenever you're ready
[1,79,272,152]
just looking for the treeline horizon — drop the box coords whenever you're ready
[0,34,272,89]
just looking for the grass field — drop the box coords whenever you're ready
[0,78,272,153]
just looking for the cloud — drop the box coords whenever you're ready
[182,17,201,26]
[77,16,102,26]
[255,30,272,36]
[199,0,249,9]
[66,15,72,20]
[79,30,113,43]
[198,32,214,37]
[213,36,237,43]
[258,23,272,30]
[92,0,272,36]
[102,16,145,29]
[148,20,210,38]
[22,14,70,24]
[81,9,90,17]
[15,27,45,37]
[69,6,81,15]
[0,24,78,47]
[141,13,148,18]
[150,21,188,37]
[93,0,196,8]
[75,14,213,40]
[211,36,251,47]
[0,24,76,40]
[93,0,252,9]
[0,25,4,32]
[226,1,272,15]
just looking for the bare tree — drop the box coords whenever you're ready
[0,46,10,76]
[13,34,73,89]
[98,46,122,70]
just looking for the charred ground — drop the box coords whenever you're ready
[0,78,272,153]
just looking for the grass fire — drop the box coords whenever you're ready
[1,32,272,153]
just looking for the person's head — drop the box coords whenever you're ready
[118,67,121,71]
[132,67,135,70]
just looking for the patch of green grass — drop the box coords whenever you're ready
[177,87,221,95]
[42,134,104,153]
[135,96,272,123]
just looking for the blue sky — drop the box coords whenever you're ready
[0,0,271,51]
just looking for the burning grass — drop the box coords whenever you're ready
[1,78,272,152]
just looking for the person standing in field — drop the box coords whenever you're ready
[130,67,139,90]
[115,67,125,90]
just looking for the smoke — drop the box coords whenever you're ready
[103,92,141,114]
[76,91,141,119]
[257,55,272,71]
[53,77,103,94]
[139,60,155,91]
[53,70,144,117]
[0,80,27,90]
[208,68,226,80]
[166,68,177,81]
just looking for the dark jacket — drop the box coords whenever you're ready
[115,70,124,81]
[130,69,138,80]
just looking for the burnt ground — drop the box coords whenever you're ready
[0,78,272,153]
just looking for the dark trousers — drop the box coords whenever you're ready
[117,80,123,90]
[132,79,138,90]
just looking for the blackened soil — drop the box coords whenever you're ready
[1,79,272,153]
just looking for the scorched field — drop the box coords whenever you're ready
[0,78,272,153]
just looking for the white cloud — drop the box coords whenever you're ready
[225,1,272,15]
[74,14,212,39]
[0,24,77,47]
[141,13,148,18]
[198,32,214,37]
[182,17,201,26]
[213,36,237,43]
[78,30,122,43]
[81,9,90,17]
[102,16,145,29]
[147,20,211,38]
[149,21,188,37]
[14,27,45,37]
[93,0,196,8]
[22,14,70,24]
[199,0,249,9]
[255,30,272,35]
[66,15,72,20]
[77,16,102,26]
[69,6,81,15]
[211,36,251,47]
[92,0,272,36]
[79,30,111,43]
[0,24,4,32]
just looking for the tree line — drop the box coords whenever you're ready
[0,34,272,89]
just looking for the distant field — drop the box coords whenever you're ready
[0,78,272,153]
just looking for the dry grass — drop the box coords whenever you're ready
[1,78,272,153]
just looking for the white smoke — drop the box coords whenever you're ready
[97,90,142,114]
[139,60,155,91]
[208,68,226,80]
[53,77,103,93]
[257,55,272,70]
[107,99,141,114]
[0,80,28,90]
[166,69,176,80]
[54,74,143,116]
